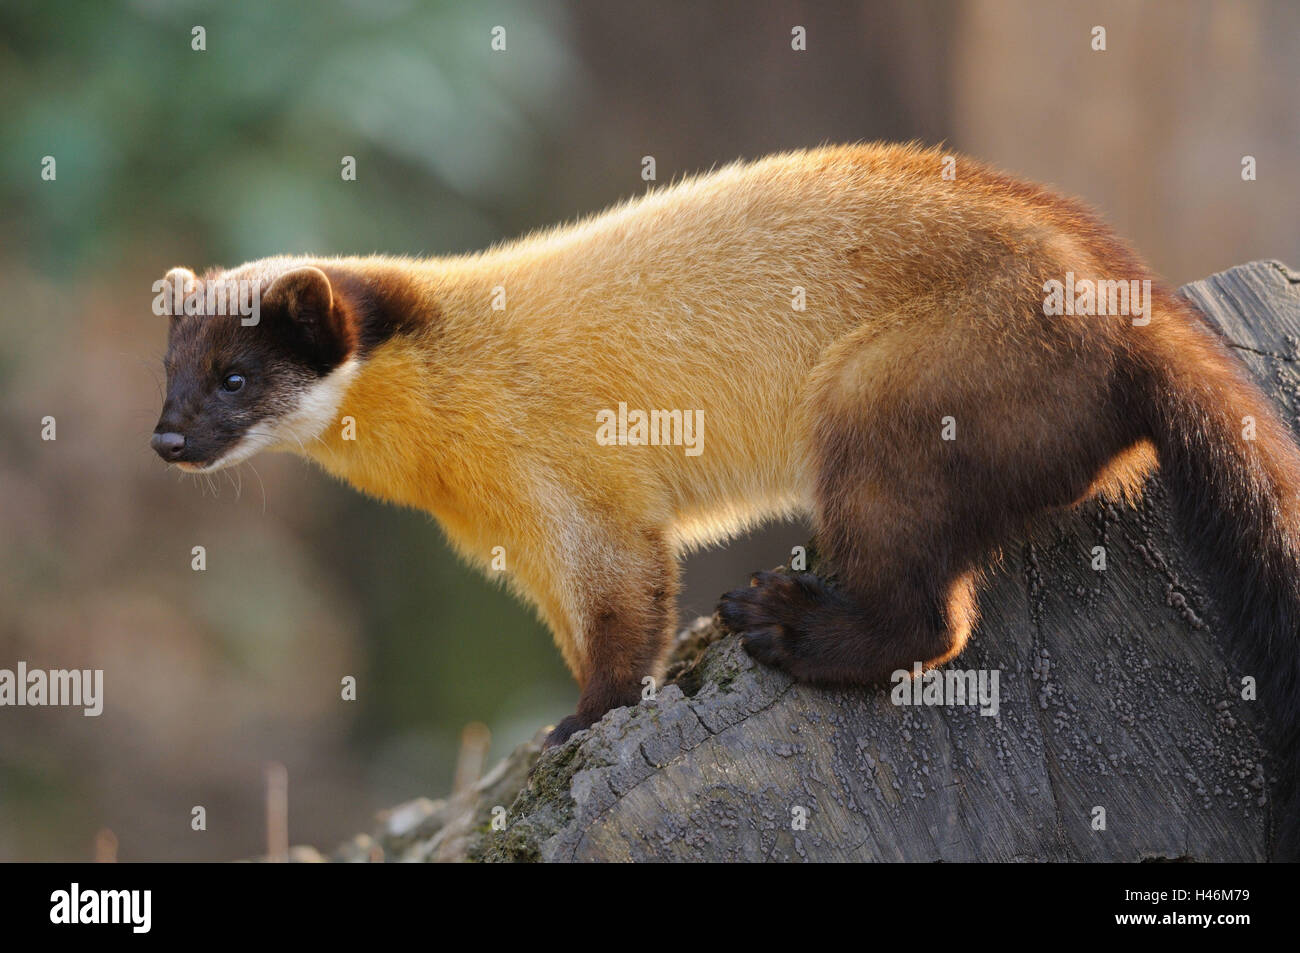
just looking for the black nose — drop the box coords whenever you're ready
[151,431,186,461]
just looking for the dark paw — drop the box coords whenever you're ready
[716,570,830,674]
[542,713,591,749]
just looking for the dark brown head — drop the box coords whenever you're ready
[151,263,359,470]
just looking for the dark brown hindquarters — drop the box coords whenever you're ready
[718,294,1151,687]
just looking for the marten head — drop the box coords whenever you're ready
[151,262,359,471]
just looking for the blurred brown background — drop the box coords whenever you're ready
[1,0,1296,860]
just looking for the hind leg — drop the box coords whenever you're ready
[719,311,1144,686]
[718,517,979,686]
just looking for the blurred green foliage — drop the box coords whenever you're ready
[1,0,573,269]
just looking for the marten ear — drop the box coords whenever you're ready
[264,267,353,369]
[161,267,198,320]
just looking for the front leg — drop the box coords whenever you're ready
[544,536,678,748]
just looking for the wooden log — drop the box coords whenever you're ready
[333,261,1300,863]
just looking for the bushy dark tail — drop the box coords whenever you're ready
[1139,302,1300,859]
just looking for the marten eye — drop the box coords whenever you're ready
[221,373,246,393]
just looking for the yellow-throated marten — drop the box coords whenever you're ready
[153,144,1300,856]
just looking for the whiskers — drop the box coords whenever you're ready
[152,422,331,514]
[171,467,222,498]
[217,462,269,513]
[168,456,268,512]
[244,460,268,513]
